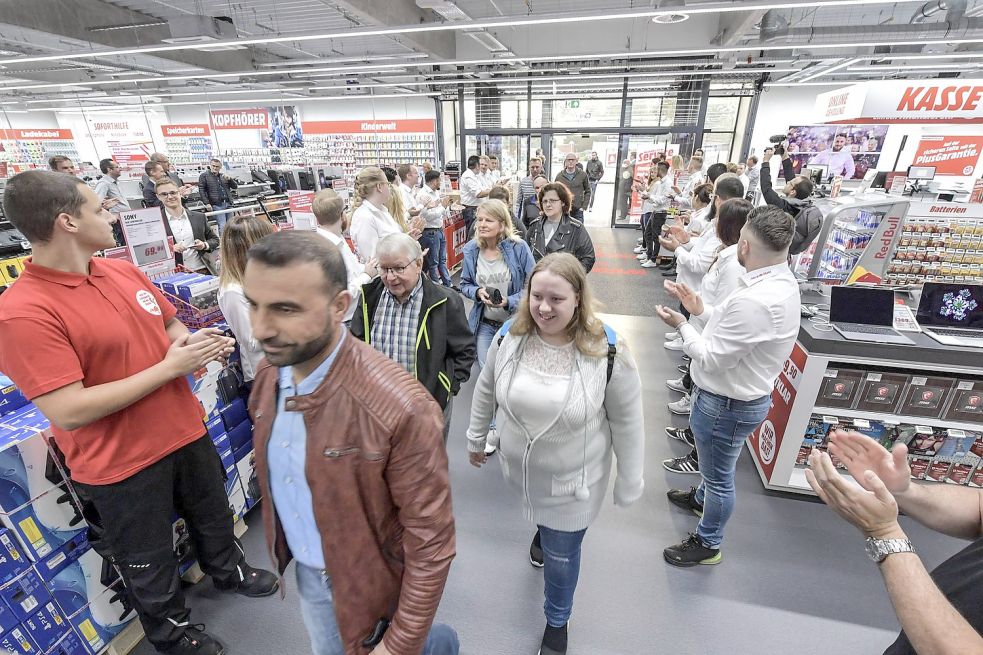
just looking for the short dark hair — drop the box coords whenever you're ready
[716,198,752,247]
[99,158,116,174]
[488,186,510,204]
[2,170,89,244]
[467,155,480,170]
[747,155,759,165]
[144,160,162,176]
[538,182,573,215]
[247,231,347,294]
[396,163,413,182]
[380,167,397,184]
[791,176,814,200]
[424,169,441,184]
[746,205,795,253]
[706,163,727,183]
[48,155,73,171]
[715,176,745,202]
[656,161,670,174]
[692,183,713,206]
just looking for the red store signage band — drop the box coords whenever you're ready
[163,124,211,137]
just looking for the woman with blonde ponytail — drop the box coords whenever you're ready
[348,166,402,261]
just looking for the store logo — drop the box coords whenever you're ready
[896,85,983,112]
[135,290,162,316]
[758,420,777,465]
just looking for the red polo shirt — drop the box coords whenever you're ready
[0,258,205,485]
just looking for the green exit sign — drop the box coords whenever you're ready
[565,100,580,108]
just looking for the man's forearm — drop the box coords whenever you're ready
[895,483,983,540]
[880,545,983,655]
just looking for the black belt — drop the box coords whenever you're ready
[481,317,504,328]
[423,227,442,232]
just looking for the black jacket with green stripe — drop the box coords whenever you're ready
[351,276,476,410]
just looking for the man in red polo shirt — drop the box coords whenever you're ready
[0,171,277,655]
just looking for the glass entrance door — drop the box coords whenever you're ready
[549,133,620,228]
[612,134,681,226]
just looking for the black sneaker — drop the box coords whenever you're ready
[676,364,689,374]
[666,487,704,517]
[663,452,700,475]
[664,427,695,447]
[663,533,722,568]
[162,625,225,655]
[538,623,568,655]
[215,563,279,598]
[529,530,544,569]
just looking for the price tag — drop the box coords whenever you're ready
[912,376,928,386]
[915,425,933,434]
[948,429,966,438]
[957,381,974,390]
[824,369,839,378]
[822,415,840,424]
[867,373,883,381]
[853,419,871,429]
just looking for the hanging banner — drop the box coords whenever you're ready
[303,119,436,134]
[911,135,983,176]
[119,207,173,272]
[210,106,303,147]
[162,124,211,137]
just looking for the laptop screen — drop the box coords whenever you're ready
[917,283,983,329]
[830,286,895,327]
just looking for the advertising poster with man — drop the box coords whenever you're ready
[784,124,888,180]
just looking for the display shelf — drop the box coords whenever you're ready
[165,136,214,163]
[884,201,983,286]
[812,407,983,433]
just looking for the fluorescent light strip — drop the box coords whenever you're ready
[763,81,855,87]
[0,1,940,66]
[29,91,440,112]
[846,64,983,71]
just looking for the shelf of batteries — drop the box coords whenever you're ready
[795,363,983,486]
[0,139,79,168]
[816,209,883,281]
[884,216,983,286]
[164,136,214,163]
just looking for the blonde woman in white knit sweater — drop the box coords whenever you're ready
[466,252,644,655]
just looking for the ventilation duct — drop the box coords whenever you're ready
[162,16,237,44]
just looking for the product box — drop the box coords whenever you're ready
[0,529,29,586]
[969,466,983,489]
[0,599,18,635]
[36,536,119,620]
[905,426,947,480]
[218,447,234,479]
[0,407,49,433]
[174,275,219,312]
[817,367,865,409]
[155,272,199,298]
[67,580,135,655]
[44,630,89,655]
[944,379,983,423]
[22,601,70,651]
[0,624,39,653]
[219,399,248,433]
[797,415,838,465]
[186,361,226,421]
[0,376,29,417]
[233,448,259,511]
[0,483,86,561]
[0,428,64,513]
[205,417,225,443]
[0,569,52,621]
[855,371,909,414]
[900,376,956,418]
[226,421,253,453]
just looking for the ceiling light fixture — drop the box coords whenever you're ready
[797,57,861,83]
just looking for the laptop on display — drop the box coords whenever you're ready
[916,282,983,348]
[829,286,915,345]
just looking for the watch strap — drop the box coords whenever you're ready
[867,536,915,563]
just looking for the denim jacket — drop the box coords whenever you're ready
[460,237,535,334]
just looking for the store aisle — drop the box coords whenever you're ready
[133,227,964,655]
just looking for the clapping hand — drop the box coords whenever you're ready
[659,233,680,252]
[654,304,686,329]
[668,224,690,244]
[664,280,704,316]
[826,430,912,495]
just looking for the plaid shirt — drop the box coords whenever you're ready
[370,277,424,375]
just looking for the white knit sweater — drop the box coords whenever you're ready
[467,330,645,532]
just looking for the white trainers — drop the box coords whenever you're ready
[666,377,688,393]
[668,394,692,415]
[664,331,679,340]
[633,246,645,254]
[636,252,648,260]
[640,259,659,268]
[636,237,643,244]
[664,337,684,351]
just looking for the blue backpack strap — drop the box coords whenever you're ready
[496,318,515,347]
[602,323,617,384]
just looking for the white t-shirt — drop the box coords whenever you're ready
[218,283,262,382]
[459,169,483,207]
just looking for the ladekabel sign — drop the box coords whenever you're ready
[0,129,74,140]
[210,109,268,129]
[816,79,983,124]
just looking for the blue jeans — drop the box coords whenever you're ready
[690,387,772,548]
[295,563,459,655]
[570,207,584,220]
[538,526,588,628]
[475,320,500,371]
[588,181,599,209]
[420,228,452,286]
[213,201,232,232]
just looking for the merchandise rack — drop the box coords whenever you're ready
[149,266,223,328]
[884,201,983,286]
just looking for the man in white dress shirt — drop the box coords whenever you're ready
[655,205,801,568]
[809,133,856,180]
[313,190,378,327]
[397,163,423,223]
[459,155,489,237]
[417,170,454,287]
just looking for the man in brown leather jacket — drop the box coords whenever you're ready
[242,231,458,655]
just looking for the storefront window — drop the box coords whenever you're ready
[705,96,740,132]
[629,97,677,127]
[701,132,734,165]
[550,99,621,127]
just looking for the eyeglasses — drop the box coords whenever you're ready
[380,262,412,276]
[157,191,180,198]
[541,198,561,205]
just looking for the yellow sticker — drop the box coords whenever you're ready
[79,619,98,642]
[17,517,42,546]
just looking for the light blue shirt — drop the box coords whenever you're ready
[268,331,346,569]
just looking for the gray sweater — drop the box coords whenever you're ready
[467,329,645,532]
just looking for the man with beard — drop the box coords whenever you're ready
[243,231,459,655]
[809,133,856,179]
[655,206,800,568]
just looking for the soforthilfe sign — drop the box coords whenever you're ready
[816,79,983,124]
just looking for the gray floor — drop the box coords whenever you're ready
[134,227,967,655]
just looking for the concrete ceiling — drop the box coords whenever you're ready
[0,0,981,113]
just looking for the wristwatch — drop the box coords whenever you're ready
[865,536,915,563]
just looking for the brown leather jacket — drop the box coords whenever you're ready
[249,335,456,654]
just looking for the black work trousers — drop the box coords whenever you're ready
[644,211,669,260]
[73,435,243,651]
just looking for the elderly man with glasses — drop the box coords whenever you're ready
[351,233,475,443]
[554,153,591,220]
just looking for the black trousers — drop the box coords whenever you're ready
[73,436,243,650]
[462,205,478,239]
[644,211,669,260]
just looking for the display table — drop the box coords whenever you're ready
[746,290,983,495]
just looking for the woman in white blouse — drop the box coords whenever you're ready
[467,253,644,655]
[347,166,402,261]
[217,215,275,391]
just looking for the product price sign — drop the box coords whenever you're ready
[119,207,174,272]
[286,190,317,231]
[912,135,983,176]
